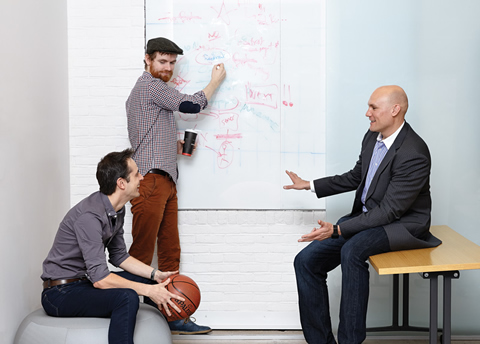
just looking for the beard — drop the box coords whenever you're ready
[150,67,173,82]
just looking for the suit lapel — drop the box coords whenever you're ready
[361,132,378,182]
[365,123,411,199]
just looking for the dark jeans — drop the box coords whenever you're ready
[41,271,157,344]
[294,217,391,344]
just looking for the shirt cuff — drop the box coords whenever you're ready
[310,180,316,193]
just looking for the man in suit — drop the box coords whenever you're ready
[283,85,441,344]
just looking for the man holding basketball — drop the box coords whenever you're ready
[41,149,184,344]
[284,86,441,344]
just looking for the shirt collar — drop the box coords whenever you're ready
[99,192,124,219]
[376,121,405,150]
[142,71,154,79]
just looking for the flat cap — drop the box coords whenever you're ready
[146,37,183,55]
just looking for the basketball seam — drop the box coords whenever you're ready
[171,283,200,309]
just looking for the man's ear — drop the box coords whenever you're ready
[116,178,126,191]
[391,104,401,117]
[144,54,152,66]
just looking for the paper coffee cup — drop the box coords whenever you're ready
[182,129,197,156]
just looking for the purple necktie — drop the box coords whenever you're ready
[361,140,387,212]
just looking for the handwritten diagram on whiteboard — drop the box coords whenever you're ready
[146,0,326,209]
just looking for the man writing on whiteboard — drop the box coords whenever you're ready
[126,37,226,334]
[283,85,441,344]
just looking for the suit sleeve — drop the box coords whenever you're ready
[313,158,363,198]
[313,131,372,198]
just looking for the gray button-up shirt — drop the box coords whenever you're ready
[41,192,130,283]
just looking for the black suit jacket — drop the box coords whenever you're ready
[313,122,441,251]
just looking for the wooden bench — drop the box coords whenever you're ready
[368,225,480,344]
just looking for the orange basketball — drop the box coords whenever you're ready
[160,274,201,321]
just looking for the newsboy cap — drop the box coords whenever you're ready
[146,37,183,55]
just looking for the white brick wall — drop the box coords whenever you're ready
[68,0,145,204]
[67,0,327,329]
[176,210,326,328]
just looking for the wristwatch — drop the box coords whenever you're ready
[331,225,339,239]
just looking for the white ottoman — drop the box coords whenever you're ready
[14,303,172,344]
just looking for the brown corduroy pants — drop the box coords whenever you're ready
[129,173,180,272]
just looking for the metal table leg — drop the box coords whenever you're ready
[428,274,438,344]
[421,271,459,344]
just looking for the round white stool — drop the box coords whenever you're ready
[14,303,172,344]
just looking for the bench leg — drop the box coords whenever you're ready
[428,275,438,344]
[443,274,451,344]
[441,271,459,344]
[422,271,459,344]
[402,273,409,327]
[368,270,460,341]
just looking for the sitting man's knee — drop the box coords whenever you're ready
[294,249,309,272]
[118,288,141,309]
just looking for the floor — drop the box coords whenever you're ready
[172,330,480,344]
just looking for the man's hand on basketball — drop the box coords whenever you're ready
[283,170,311,191]
[299,220,333,242]
[154,270,178,284]
[150,278,185,316]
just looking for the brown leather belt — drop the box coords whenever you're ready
[148,169,172,180]
[43,277,87,289]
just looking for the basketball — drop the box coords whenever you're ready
[160,274,201,321]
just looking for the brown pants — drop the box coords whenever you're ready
[129,173,180,271]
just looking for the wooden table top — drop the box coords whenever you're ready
[369,225,480,275]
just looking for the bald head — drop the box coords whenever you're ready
[373,85,409,117]
[366,85,409,138]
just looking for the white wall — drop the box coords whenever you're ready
[0,0,70,343]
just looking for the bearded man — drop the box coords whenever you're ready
[126,37,226,334]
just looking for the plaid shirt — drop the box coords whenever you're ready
[126,71,208,182]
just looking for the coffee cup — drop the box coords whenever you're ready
[182,129,197,156]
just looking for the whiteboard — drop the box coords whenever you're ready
[145,0,326,209]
